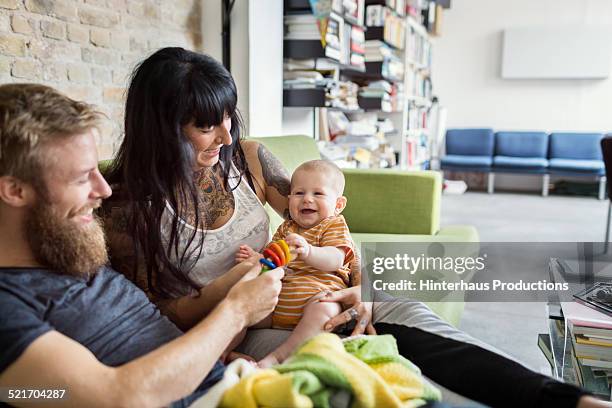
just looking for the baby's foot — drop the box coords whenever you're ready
[258,353,281,368]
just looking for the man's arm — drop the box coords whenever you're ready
[0,265,283,408]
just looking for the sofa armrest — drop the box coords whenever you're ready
[342,169,441,235]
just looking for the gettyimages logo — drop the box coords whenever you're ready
[371,253,487,275]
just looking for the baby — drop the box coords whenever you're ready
[236,159,357,367]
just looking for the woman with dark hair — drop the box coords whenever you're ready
[103,47,291,325]
[102,48,604,408]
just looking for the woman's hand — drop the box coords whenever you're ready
[319,286,376,336]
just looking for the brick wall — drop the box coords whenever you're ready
[0,0,203,159]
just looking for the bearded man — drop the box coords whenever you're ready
[0,83,284,407]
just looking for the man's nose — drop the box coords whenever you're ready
[92,168,112,199]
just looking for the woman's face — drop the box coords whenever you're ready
[183,116,233,168]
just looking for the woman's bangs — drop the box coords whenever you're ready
[190,77,236,128]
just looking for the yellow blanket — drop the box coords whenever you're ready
[220,333,441,408]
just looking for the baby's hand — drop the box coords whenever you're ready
[235,244,261,264]
[285,233,311,259]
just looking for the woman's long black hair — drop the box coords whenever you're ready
[105,47,251,297]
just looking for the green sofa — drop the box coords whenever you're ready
[253,135,479,327]
[100,135,478,326]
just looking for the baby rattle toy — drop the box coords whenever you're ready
[259,239,292,272]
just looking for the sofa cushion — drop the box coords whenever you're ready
[441,154,492,168]
[494,131,548,158]
[549,132,604,160]
[549,158,605,174]
[493,155,548,169]
[445,128,494,156]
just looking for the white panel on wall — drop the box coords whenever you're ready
[502,26,612,79]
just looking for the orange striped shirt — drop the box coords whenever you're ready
[271,215,355,329]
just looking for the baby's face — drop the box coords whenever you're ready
[288,169,342,229]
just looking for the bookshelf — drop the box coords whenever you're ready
[283,0,441,169]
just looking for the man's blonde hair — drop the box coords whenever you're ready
[0,83,101,184]
[293,159,345,195]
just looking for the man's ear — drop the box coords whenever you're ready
[0,176,36,208]
[335,196,347,215]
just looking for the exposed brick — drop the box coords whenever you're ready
[78,6,119,28]
[59,84,101,103]
[84,0,106,7]
[90,28,111,48]
[107,0,126,13]
[0,56,11,74]
[28,38,81,62]
[43,61,66,82]
[41,20,66,40]
[112,68,129,86]
[0,34,26,57]
[122,15,148,30]
[91,66,111,85]
[11,59,42,80]
[129,35,147,53]
[0,0,19,10]
[103,86,125,104]
[24,0,78,23]
[67,24,88,44]
[110,32,129,52]
[81,47,118,65]
[120,52,141,68]
[10,15,33,35]
[0,14,9,32]
[67,63,90,83]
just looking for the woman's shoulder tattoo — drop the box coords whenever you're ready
[257,144,290,197]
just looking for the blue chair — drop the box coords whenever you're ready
[548,132,606,199]
[441,128,495,193]
[492,131,550,195]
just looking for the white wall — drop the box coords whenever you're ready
[248,1,283,137]
[432,0,612,190]
[201,0,284,136]
[432,0,612,132]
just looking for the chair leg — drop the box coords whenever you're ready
[599,176,607,200]
[542,174,550,197]
[606,201,611,254]
[487,173,494,194]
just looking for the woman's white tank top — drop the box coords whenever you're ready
[159,164,270,297]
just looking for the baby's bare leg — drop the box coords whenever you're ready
[258,300,342,368]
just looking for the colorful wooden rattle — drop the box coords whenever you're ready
[259,240,292,272]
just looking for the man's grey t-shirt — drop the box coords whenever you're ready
[0,266,224,406]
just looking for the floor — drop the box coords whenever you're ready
[440,190,609,374]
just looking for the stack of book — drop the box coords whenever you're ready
[359,80,393,112]
[563,301,612,398]
[349,26,366,69]
[326,81,360,110]
[541,301,612,400]
[364,41,404,81]
[284,14,320,41]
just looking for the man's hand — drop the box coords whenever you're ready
[225,263,284,328]
[285,233,311,259]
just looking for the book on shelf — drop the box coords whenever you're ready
[577,334,612,347]
[366,4,390,27]
[562,301,612,330]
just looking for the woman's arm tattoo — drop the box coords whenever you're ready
[257,144,291,197]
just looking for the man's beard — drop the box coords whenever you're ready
[25,199,108,278]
